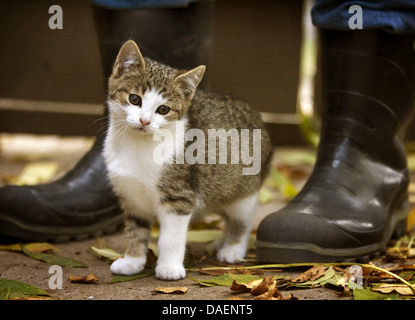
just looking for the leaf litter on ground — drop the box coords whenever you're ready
[0,241,87,268]
[190,256,415,300]
[0,279,52,300]
[69,274,99,284]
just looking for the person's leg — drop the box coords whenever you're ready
[0,0,214,242]
[256,1,415,262]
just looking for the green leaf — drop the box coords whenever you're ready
[353,288,400,300]
[0,286,10,300]
[279,149,316,166]
[22,245,87,268]
[0,279,50,300]
[109,268,154,283]
[186,230,223,243]
[270,168,298,200]
[258,187,275,204]
[190,274,266,287]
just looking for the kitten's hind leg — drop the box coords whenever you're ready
[216,193,258,264]
[110,215,152,276]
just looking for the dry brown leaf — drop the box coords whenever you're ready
[153,286,188,294]
[230,279,264,292]
[69,274,99,284]
[231,275,297,300]
[252,276,276,300]
[291,265,326,283]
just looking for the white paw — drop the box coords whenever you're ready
[110,256,146,275]
[216,244,246,264]
[156,264,186,280]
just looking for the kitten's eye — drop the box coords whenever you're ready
[129,94,141,106]
[156,105,170,115]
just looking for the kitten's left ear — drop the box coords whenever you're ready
[113,40,146,77]
[174,65,206,100]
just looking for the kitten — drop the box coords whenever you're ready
[104,40,272,280]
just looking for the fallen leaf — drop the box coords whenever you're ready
[258,187,275,204]
[0,243,22,252]
[89,246,122,261]
[269,168,298,200]
[8,162,58,186]
[353,288,399,300]
[288,266,342,288]
[69,274,99,284]
[0,279,50,300]
[277,164,308,180]
[279,149,316,166]
[24,242,59,254]
[192,273,264,287]
[109,269,154,283]
[371,283,415,296]
[407,207,415,232]
[231,276,297,300]
[199,268,263,277]
[186,230,223,243]
[153,286,188,294]
[291,265,326,283]
[21,244,87,268]
[230,279,264,292]
[9,296,53,300]
[252,276,275,299]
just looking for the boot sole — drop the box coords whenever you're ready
[256,205,409,263]
[0,213,124,243]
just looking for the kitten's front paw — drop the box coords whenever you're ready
[110,256,146,275]
[156,264,186,280]
[217,244,246,264]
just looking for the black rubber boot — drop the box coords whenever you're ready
[256,29,415,263]
[0,1,214,242]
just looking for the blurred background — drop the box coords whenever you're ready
[0,0,306,145]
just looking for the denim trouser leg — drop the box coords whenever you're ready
[312,0,415,34]
[89,0,201,9]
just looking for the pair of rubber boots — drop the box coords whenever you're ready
[1,3,415,264]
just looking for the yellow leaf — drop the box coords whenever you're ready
[24,242,59,253]
[186,230,223,243]
[153,286,188,294]
[407,207,415,232]
[10,162,58,185]
[371,284,414,296]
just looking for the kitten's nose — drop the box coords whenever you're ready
[140,118,151,127]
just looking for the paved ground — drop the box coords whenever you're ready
[0,134,410,301]
[0,232,350,300]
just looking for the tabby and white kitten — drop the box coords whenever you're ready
[104,40,272,280]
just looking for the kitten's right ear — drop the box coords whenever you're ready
[113,40,145,77]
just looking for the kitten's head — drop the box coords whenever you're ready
[107,40,205,135]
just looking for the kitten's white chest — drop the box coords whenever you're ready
[105,134,163,186]
[104,133,164,214]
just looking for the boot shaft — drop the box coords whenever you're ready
[318,29,415,170]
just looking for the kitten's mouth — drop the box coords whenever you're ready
[132,126,152,134]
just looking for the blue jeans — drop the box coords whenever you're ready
[90,0,415,34]
[89,0,200,9]
[312,0,415,34]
